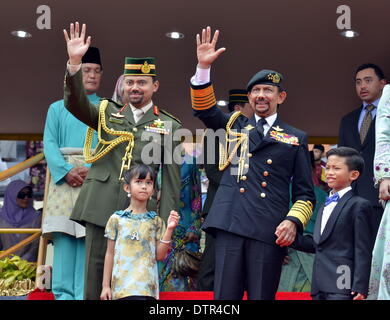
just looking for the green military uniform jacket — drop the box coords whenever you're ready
[63,69,181,227]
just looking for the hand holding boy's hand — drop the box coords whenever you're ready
[275,220,297,247]
[167,210,180,230]
[100,287,112,300]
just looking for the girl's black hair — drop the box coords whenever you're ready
[123,164,156,184]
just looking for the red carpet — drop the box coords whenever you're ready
[27,288,55,300]
[27,289,311,300]
[160,291,311,300]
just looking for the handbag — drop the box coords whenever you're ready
[171,244,203,278]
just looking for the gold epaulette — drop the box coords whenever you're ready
[103,98,122,108]
[287,200,313,228]
[159,108,182,124]
[226,111,242,130]
[83,99,135,180]
[190,84,216,110]
[219,111,249,182]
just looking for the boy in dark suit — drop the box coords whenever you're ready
[293,147,375,300]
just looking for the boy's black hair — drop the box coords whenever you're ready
[355,63,385,80]
[326,147,365,175]
[123,164,156,185]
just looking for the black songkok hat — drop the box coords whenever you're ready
[82,47,102,70]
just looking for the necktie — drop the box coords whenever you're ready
[133,108,144,123]
[325,193,340,206]
[256,118,267,138]
[360,104,375,143]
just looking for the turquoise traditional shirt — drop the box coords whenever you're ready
[43,94,100,184]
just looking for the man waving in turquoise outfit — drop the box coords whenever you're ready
[42,47,102,300]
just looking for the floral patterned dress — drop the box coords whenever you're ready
[104,210,165,300]
[368,84,390,300]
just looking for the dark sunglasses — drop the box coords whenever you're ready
[17,190,33,199]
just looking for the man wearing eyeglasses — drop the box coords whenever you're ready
[42,46,103,300]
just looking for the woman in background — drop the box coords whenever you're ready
[158,143,202,291]
[0,180,41,262]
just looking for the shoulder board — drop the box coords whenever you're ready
[159,108,182,124]
[100,98,122,109]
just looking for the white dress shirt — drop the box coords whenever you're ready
[130,102,153,123]
[320,186,352,234]
[254,113,277,136]
[190,66,211,86]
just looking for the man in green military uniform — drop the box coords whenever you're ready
[62,22,181,299]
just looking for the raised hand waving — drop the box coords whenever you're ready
[63,22,91,65]
[196,26,226,69]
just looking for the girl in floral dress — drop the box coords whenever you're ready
[100,164,179,300]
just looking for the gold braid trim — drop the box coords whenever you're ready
[83,100,135,180]
[287,200,313,228]
[191,85,217,110]
[219,111,249,182]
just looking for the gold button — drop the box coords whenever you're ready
[241,176,247,181]
[248,153,253,158]
[263,171,269,177]
[260,193,266,198]
[244,164,249,169]
[133,127,138,132]
[240,188,246,193]
[261,182,267,187]
[267,159,273,165]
